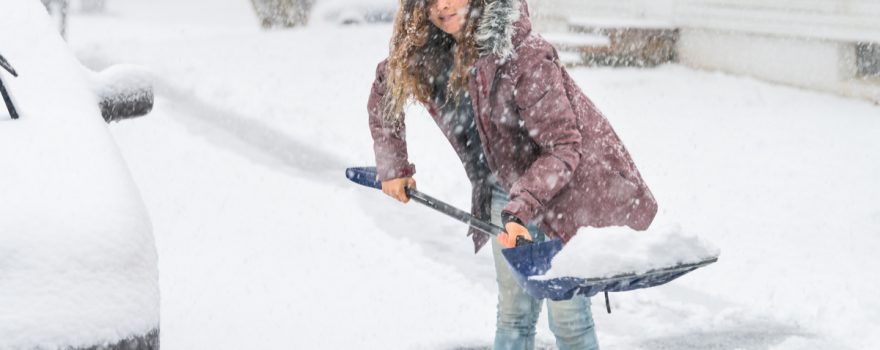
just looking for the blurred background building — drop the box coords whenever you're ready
[42,0,880,104]
[529,0,880,103]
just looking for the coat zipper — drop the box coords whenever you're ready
[469,68,495,172]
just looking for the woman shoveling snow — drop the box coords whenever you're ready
[366,0,660,348]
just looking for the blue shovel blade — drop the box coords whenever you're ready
[502,240,718,301]
[501,240,584,300]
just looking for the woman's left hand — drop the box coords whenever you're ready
[498,222,532,248]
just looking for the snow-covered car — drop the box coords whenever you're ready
[1,2,158,350]
[312,0,396,25]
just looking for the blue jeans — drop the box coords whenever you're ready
[490,185,599,350]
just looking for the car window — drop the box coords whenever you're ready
[1,52,19,120]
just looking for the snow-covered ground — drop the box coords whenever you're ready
[64,0,880,348]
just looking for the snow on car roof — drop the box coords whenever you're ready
[0,2,158,349]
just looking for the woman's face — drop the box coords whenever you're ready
[428,0,470,38]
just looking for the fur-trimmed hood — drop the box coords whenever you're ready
[475,0,530,60]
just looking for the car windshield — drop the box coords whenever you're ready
[0,52,19,120]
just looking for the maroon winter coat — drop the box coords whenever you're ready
[368,0,658,252]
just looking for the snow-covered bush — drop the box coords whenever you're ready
[311,0,396,25]
[79,0,107,13]
[250,0,315,28]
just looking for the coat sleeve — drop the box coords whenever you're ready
[503,49,582,224]
[367,59,416,181]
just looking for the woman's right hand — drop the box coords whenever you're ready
[381,177,416,203]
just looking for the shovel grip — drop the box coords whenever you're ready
[345,167,383,190]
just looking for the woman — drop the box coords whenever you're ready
[367,0,658,348]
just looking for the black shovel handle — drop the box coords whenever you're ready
[406,188,532,247]
[404,187,505,237]
[346,166,533,246]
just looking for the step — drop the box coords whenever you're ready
[557,50,585,67]
[566,17,679,67]
[541,32,611,51]
[542,32,612,67]
[569,17,675,31]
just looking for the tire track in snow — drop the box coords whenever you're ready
[155,81,349,179]
[80,53,348,181]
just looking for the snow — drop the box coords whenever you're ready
[105,107,496,348]
[0,1,158,349]
[534,224,719,280]
[540,32,611,47]
[89,64,153,102]
[45,0,880,349]
[568,17,675,29]
[311,0,396,25]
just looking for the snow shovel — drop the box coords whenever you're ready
[345,166,717,306]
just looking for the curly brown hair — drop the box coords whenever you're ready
[383,0,485,124]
